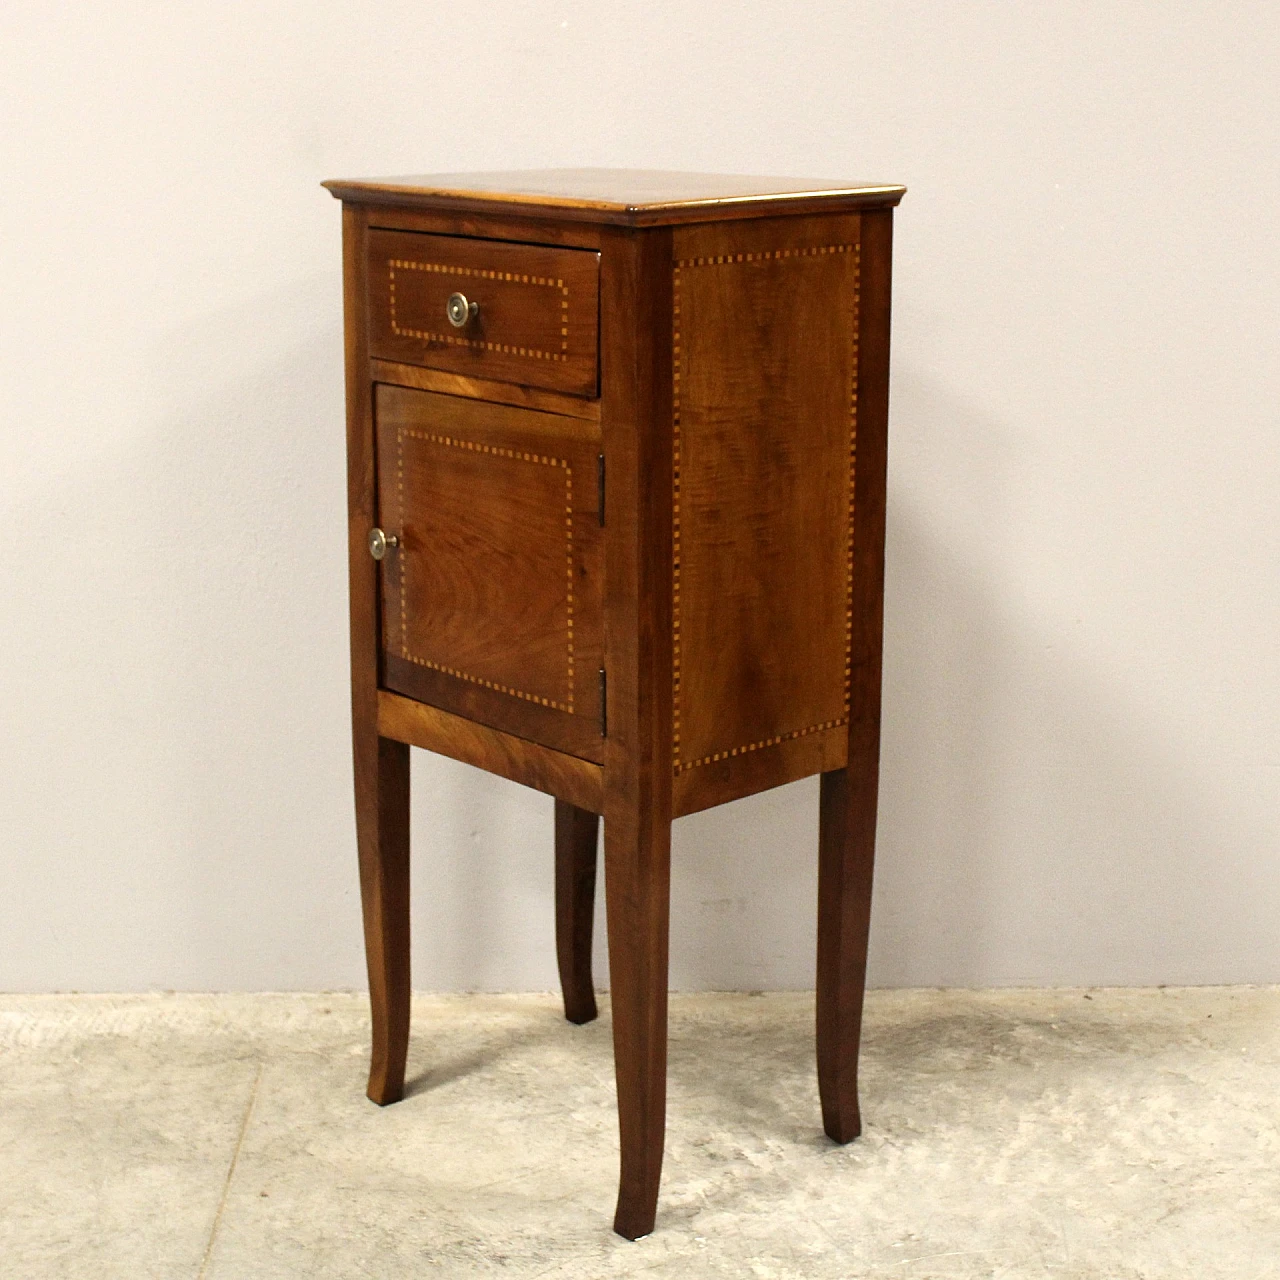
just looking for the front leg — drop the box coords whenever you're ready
[604,788,672,1240]
[816,205,891,1143]
[355,730,411,1105]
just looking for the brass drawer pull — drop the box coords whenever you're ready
[368,527,398,560]
[446,292,478,328]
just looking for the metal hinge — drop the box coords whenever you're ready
[597,453,605,526]
[599,667,607,738]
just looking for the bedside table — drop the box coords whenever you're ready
[322,169,905,1238]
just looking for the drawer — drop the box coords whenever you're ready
[366,229,600,397]
[374,384,604,763]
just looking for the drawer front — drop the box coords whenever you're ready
[374,384,604,763]
[367,229,600,397]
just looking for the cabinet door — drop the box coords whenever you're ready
[374,384,604,763]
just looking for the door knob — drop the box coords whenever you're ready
[446,292,479,328]
[368,528,398,560]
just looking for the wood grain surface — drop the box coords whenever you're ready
[342,205,412,1107]
[599,225,676,1240]
[375,384,604,762]
[376,690,603,813]
[670,214,862,790]
[325,169,906,226]
[555,800,601,1025]
[367,229,599,396]
[370,358,600,422]
[816,209,894,1146]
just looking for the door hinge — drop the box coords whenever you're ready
[597,453,605,526]
[599,667,607,738]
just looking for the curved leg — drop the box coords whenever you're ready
[604,795,671,1240]
[817,205,889,1144]
[344,204,412,1110]
[555,800,600,1024]
[816,764,877,1142]
[356,731,411,1105]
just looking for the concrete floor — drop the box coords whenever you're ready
[0,988,1276,1278]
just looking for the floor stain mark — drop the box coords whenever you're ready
[197,1061,263,1279]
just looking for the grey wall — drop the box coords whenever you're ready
[2,2,1277,991]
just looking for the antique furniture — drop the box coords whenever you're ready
[322,169,905,1238]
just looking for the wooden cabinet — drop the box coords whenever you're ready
[324,169,905,1239]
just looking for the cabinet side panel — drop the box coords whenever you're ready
[671,214,860,783]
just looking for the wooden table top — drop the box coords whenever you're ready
[322,168,906,225]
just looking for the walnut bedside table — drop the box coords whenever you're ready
[322,169,905,1238]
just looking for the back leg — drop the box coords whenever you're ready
[555,800,600,1024]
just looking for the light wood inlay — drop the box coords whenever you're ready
[670,231,861,776]
[367,229,599,397]
[374,383,603,762]
[389,259,571,363]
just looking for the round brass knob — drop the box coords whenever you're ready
[446,292,478,328]
[368,528,398,560]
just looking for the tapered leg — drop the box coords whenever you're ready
[816,761,878,1143]
[355,731,411,1105]
[555,800,600,1024]
[342,203,412,1110]
[603,799,671,1240]
[816,207,891,1145]
[597,222,675,1238]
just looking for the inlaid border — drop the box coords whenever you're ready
[396,426,575,713]
[672,243,861,775]
[388,259,571,363]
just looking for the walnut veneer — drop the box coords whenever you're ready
[324,168,905,1239]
